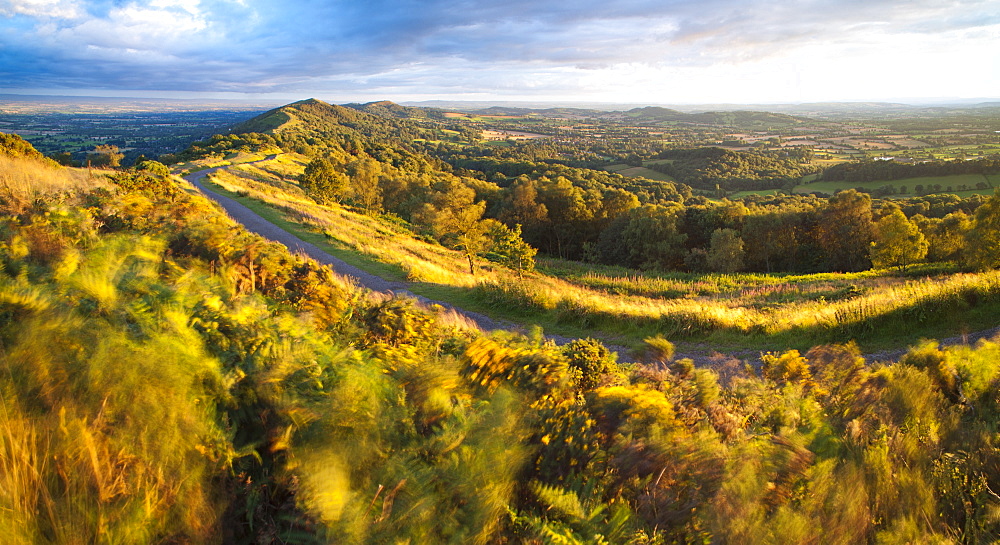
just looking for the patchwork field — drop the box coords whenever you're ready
[481,129,548,140]
[604,163,675,181]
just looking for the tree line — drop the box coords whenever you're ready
[819,156,1000,184]
[300,137,999,275]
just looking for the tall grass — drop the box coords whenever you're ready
[0,236,225,542]
[0,155,106,212]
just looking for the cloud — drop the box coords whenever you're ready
[0,0,81,18]
[0,0,998,101]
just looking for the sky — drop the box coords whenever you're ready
[0,0,998,105]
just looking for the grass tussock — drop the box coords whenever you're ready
[0,155,107,213]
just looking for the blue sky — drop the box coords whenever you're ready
[1,0,998,104]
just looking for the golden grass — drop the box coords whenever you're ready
[173,150,285,175]
[0,155,107,211]
[205,164,484,286]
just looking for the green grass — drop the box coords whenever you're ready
[603,164,675,182]
[794,173,998,196]
[534,257,1000,351]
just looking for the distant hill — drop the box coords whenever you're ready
[474,106,536,116]
[461,104,808,128]
[623,106,686,120]
[471,106,613,119]
[623,107,807,128]
[229,98,428,143]
[343,100,446,120]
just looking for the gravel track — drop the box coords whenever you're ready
[183,166,512,334]
[182,164,999,367]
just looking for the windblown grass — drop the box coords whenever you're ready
[0,236,225,542]
[0,155,106,211]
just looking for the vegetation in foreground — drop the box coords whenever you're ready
[6,126,1000,543]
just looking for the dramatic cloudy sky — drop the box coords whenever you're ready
[1,0,998,103]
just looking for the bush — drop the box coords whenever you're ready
[564,337,621,390]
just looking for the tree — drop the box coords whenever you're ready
[485,222,537,277]
[49,151,76,166]
[918,211,971,262]
[964,190,1000,270]
[536,176,596,259]
[706,228,745,273]
[614,204,688,270]
[345,157,383,211]
[87,144,124,168]
[412,180,490,274]
[870,208,928,271]
[817,189,874,271]
[742,211,794,273]
[299,156,348,204]
[454,220,491,275]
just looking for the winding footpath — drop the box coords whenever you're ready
[182,164,1000,367]
[183,165,513,333]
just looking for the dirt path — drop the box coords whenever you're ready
[183,166,513,334]
[181,164,998,368]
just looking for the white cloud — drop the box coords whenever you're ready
[149,0,201,15]
[47,1,211,56]
[0,0,80,18]
[2,0,998,101]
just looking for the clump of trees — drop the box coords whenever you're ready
[649,147,818,191]
[86,144,124,168]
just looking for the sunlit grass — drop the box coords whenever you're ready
[0,155,107,211]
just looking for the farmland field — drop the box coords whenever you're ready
[793,173,999,196]
[604,164,675,181]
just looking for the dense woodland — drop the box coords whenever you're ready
[4,98,1000,544]
[648,147,817,192]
